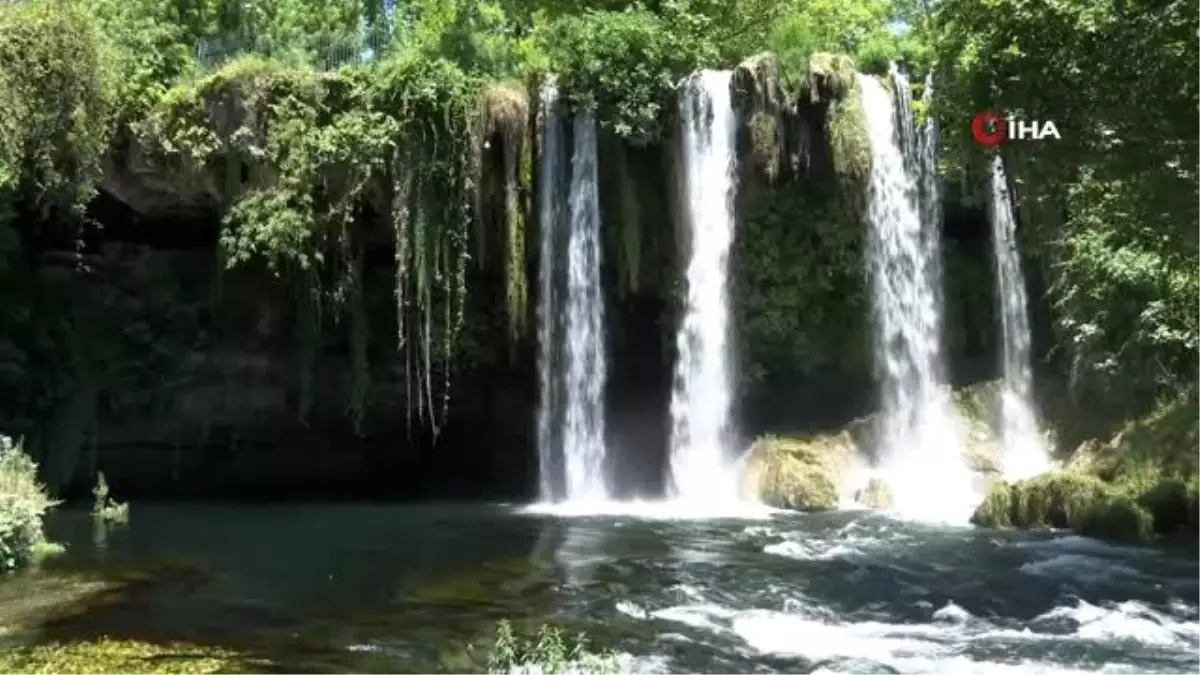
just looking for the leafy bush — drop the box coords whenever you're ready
[543,7,717,144]
[0,0,115,219]
[0,435,57,572]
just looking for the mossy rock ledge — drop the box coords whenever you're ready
[973,392,1200,542]
[970,471,1154,541]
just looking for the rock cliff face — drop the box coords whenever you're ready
[9,53,1000,500]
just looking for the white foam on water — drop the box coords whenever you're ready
[503,652,665,675]
[1016,535,1157,558]
[615,600,649,619]
[1019,553,1142,583]
[635,595,1199,673]
[763,539,863,561]
[760,519,892,561]
[1032,599,1200,648]
[521,499,778,520]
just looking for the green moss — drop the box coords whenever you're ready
[801,53,858,103]
[733,180,870,395]
[747,111,780,179]
[857,477,893,509]
[981,472,1117,530]
[1103,392,1199,480]
[827,77,871,190]
[974,482,1014,526]
[476,82,531,349]
[972,471,1163,541]
[1080,495,1154,541]
[139,55,479,439]
[29,540,65,563]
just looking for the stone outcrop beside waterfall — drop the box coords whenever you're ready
[739,380,1037,511]
[732,53,785,183]
[730,51,869,190]
[740,432,861,510]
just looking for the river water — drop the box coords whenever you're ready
[10,504,1199,673]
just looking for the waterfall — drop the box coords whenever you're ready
[667,70,740,502]
[988,156,1052,480]
[860,71,975,523]
[535,82,610,502]
[562,112,610,501]
[536,80,563,500]
[916,73,945,327]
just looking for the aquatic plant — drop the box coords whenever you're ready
[0,435,58,572]
[91,471,129,525]
[486,620,621,675]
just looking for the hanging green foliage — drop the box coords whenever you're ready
[137,52,479,439]
[371,56,477,438]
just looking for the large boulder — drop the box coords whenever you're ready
[740,432,861,511]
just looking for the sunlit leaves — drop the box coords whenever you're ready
[0,0,115,221]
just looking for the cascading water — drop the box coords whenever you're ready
[667,70,740,502]
[860,71,976,523]
[916,73,945,329]
[536,80,564,500]
[535,82,610,503]
[561,111,610,501]
[988,156,1053,480]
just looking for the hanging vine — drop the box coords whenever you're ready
[141,55,478,442]
[374,57,477,441]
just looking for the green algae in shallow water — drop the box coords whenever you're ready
[0,573,126,631]
[0,638,270,674]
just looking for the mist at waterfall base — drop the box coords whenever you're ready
[860,72,979,524]
[989,156,1055,481]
